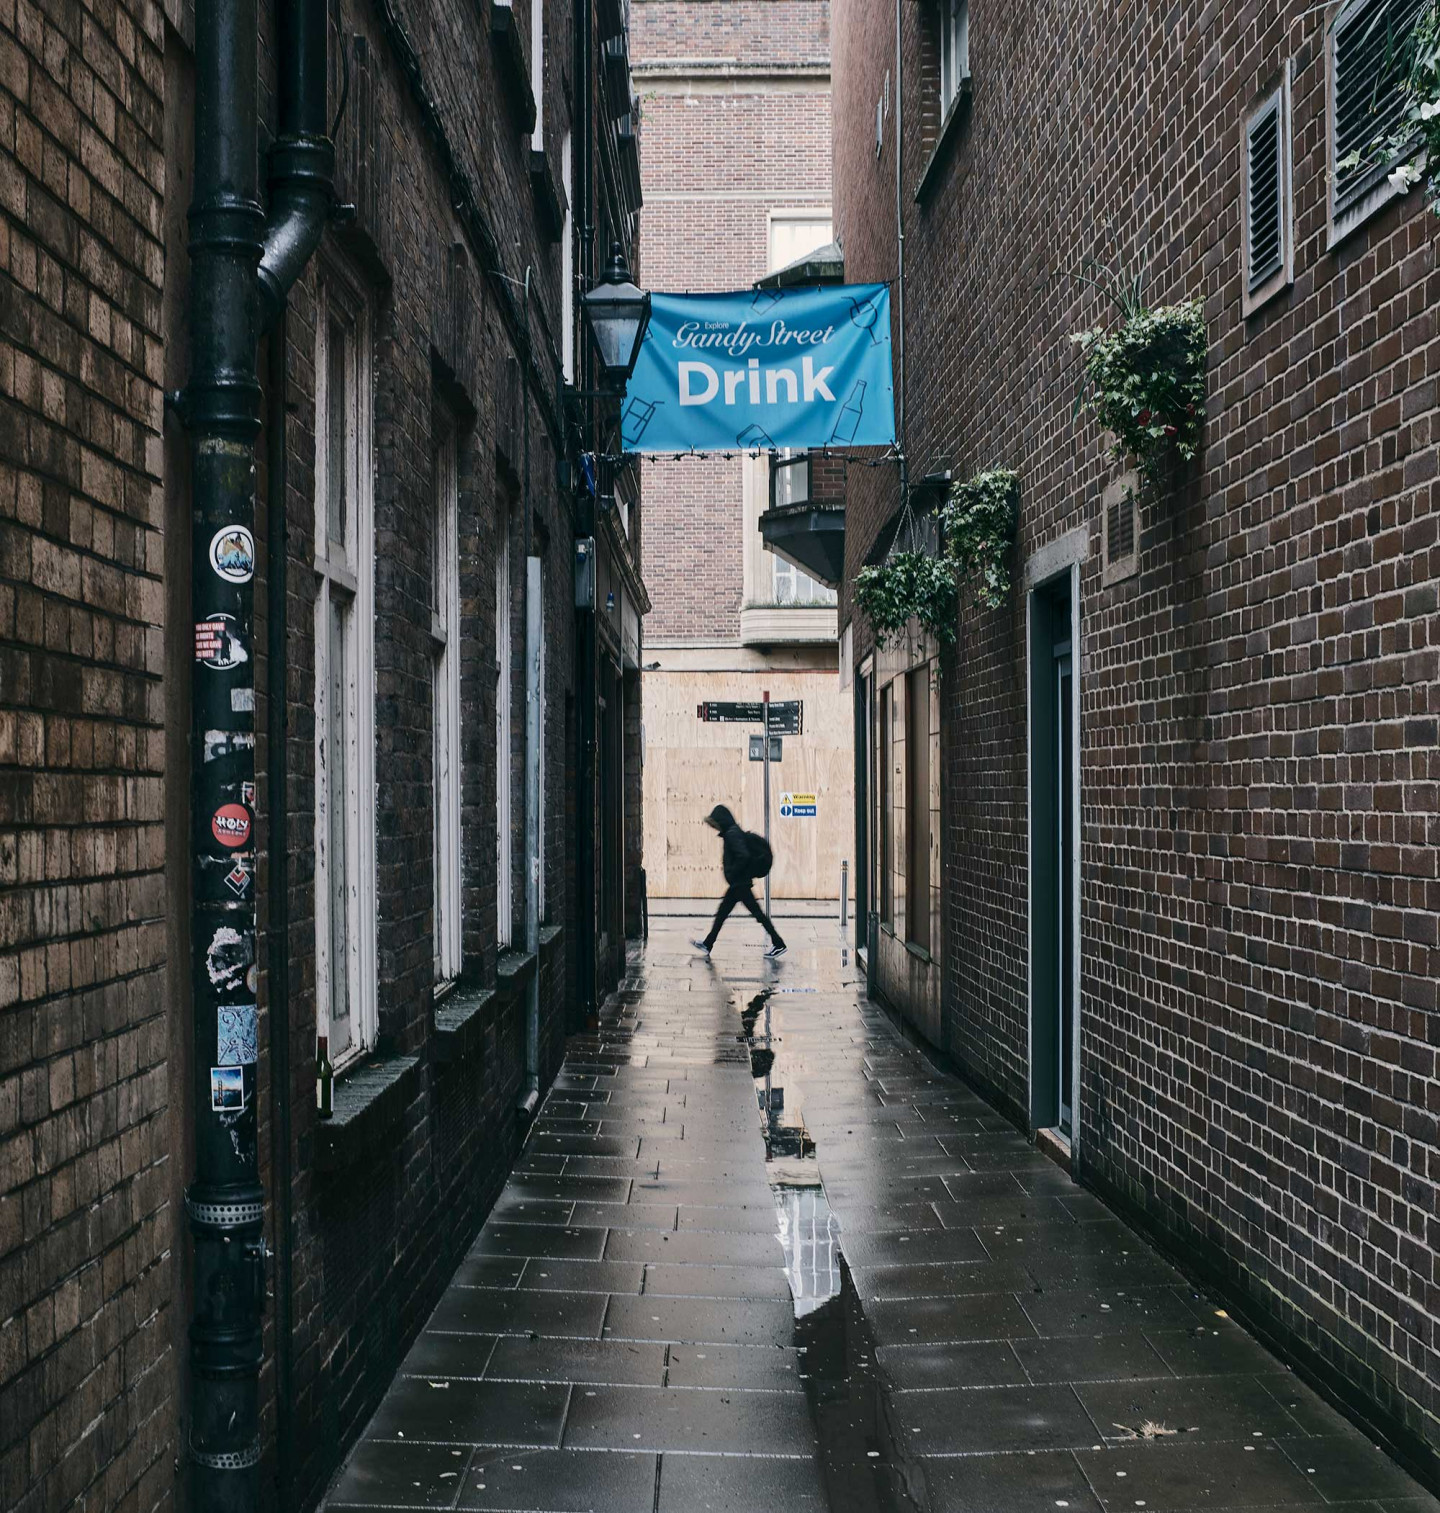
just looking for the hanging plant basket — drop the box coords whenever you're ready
[853,549,958,650]
[1071,301,1207,488]
[942,468,1019,610]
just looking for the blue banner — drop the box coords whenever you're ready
[620,284,896,454]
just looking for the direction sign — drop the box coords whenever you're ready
[696,699,803,735]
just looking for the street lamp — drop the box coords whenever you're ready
[582,240,651,387]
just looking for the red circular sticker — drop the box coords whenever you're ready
[211,803,252,849]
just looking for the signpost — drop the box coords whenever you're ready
[697,694,804,919]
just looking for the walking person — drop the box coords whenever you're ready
[692,804,787,958]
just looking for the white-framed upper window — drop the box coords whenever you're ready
[1328,0,1426,245]
[496,518,514,949]
[530,0,544,146]
[1243,67,1294,314]
[561,132,575,383]
[940,0,970,118]
[767,211,833,277]
[773,554,837,607]
[431,410,462,988]
[314,262,376,1070]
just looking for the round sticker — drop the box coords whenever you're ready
[211,803,252,849]
[209,526,255,584]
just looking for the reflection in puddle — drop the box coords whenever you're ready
[736,988,925,1511]
[775,1184,842,1318]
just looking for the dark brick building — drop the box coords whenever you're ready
[0,0,644,1508]
[834,0,1440,1486]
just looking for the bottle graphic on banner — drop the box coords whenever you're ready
[828,380,867,445]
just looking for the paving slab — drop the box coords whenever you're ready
[324,919,1436,1513]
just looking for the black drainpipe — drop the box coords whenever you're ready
[574,0,598,1027]
[182,0,331,1506]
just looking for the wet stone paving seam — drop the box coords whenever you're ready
[322,917,1440,1513]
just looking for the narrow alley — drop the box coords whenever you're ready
[322,915,1437,1513]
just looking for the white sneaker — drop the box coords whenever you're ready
[691,939,711,956]
[765,943,787,959]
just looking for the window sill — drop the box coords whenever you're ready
[496,948,537,1003]
[489,3,537,134]
[739,604,838,647]
[914,80,972,204]
[530,149,567,242]
[315,1054,421,1173]
[538,922,564,965]
[902,938,933,965]
[434,986,495,1067]
[1327,150,1423,252]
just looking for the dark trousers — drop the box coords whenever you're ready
[704,881,785,949]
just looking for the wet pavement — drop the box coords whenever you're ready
[323,916,1439,1513]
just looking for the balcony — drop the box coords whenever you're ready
[759,451,845,590]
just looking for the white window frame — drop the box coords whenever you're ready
[766,210,834,277]
[496,522,514,948]
[939,0,970,120]
[561,132,575,384]
[1243,67,1294,316]
[313,262,376,1071]
[432,413,462,988]
[1328,0,1426,247]
[530,0,544,147]
[772,552,836,608]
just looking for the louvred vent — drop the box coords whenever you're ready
[1247,105,1283,292]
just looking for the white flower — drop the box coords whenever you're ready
[1388,161,1423,194]
[1419,99,1440,121]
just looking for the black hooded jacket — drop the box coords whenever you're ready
[706,805,753,887]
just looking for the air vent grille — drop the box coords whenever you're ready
[1247,105,1283,291]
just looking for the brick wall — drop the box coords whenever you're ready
[0,0,176,1504]
[834,0,1440,1477]
[634,1,832,646]
[1,0,611,1506]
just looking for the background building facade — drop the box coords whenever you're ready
[835,0,1440,1481]
[0,0,643,1506]
[633,0,853,902]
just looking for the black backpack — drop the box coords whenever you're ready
[745,831,774,879]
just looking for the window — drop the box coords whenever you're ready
[1244,69,1293,312]
[767,212,833,276]
[879,682,895,927]
[561,132,575,383]
[314,266,376,1069]
[773,554,836,607]
[905,665,932,952]
[496,518,514,948]
[1329,0,1426,241]
[432,411,461,987]
[940,0,970,118]
[530,0,544,145]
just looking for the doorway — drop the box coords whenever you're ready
[1029,573,1078,1143]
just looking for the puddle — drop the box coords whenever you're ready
[738,986,927,1511]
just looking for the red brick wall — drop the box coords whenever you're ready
[634,0,832,644]
[834,0,1440,1474]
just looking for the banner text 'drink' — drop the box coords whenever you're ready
[621,284,896,454]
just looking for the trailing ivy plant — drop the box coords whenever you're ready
[853,550,958,650]
[942,468,1019,610]
[1067,255,1207,488]
[1335,1,1440,214]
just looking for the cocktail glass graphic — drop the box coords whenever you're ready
[622,397,662,449]
[750,287,782,315]
[736,421,778,452]
[846,292,885,344]
[828,380,867,444]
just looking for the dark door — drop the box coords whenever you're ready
[1029,577,1077,1140]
